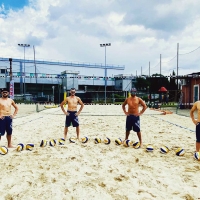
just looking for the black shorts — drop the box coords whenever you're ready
[0,116,13,136]
[65,111,79,127]
[196,123,200,143]
[126,115,140,132]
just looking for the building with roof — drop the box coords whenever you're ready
[180,72,200,108]
[0,57,137,103]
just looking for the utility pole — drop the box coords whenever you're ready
[177,43,179,101]
[149,61,150,76]
[160,54,161,76]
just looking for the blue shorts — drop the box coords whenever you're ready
[126,115,140,132]
[196,123,200,143]
[65,111,79,127]
[0,116,13,136]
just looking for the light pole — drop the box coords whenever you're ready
[33,45,37,84]
[18,43,30,99]
[100,43,111,104]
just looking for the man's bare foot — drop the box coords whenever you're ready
[122,140,127,145]
[161,111,167,115]
[8,145,15,148]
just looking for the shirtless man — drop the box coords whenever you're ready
[60,88,84,140]
[122,88,147,147]
[0,88,18,148]
[190,101,200,152]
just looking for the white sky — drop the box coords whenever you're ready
[0,0,200,77]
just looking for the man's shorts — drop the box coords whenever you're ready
[65,111,79,127]
[196,123,200,142]
[126,115,140,132]
[0,116,13,136]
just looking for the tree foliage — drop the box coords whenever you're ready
[134,77,150,90]
[134,73,177,93]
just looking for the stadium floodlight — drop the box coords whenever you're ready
[100,43,111,104]
[18,43,30,98]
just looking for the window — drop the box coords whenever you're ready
[193,85,199,102]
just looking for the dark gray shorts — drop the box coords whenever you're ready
[65,111,79,127]
[196,123,200,143]
[0,116,13,136]
[126,115,140,132]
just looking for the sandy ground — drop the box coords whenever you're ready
[0,104,200,200]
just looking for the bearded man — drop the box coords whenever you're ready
[0,88,18,148]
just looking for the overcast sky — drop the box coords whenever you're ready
[0,0,200,77]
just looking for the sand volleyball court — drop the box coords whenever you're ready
[0,104,200,200]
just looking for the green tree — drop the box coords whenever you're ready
[134,76,150,91]
[146,74,169,93]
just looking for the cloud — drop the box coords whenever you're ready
[121,0,200,34]
[0,0,200,76]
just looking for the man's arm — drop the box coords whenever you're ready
[11,100,18,117]
[190,102,197,125]
[122,99,128,115]
[77,98,84,115]
[139,98,147,116]
[60,98,68,115]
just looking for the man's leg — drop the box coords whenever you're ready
[6,134,14,148]
[125,131,130,140]
[196,142,200,152]
[125,115,131,141]
[64,127,68,140]
[6,117,14,148]
[76,126,80,140]
[137,132,142,147]
[0,119,4,142]
[196,125,200,152]
[64,114,71,140]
